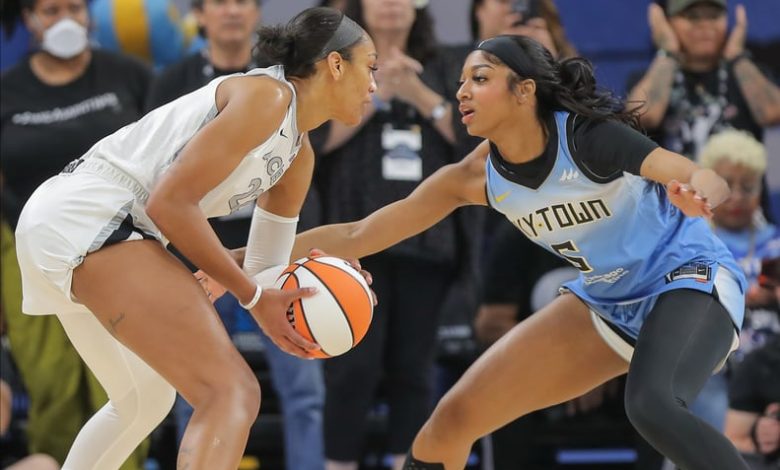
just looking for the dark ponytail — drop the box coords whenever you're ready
[253,7,366,80]
[478,35,640,129]
[254,24,297,71]
[553,57,640,128]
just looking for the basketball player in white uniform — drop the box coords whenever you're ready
[290,36,751,469]
[14,8,376,470]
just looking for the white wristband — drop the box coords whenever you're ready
[239,285,262,310]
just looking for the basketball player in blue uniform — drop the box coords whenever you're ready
[291,36,751,469]
[14,8,376,470]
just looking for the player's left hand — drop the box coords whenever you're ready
[308,248,378,306]
[667,180,713,218]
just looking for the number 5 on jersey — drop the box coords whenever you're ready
[551,240,593,273]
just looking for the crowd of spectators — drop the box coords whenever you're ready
[1,0,778,469]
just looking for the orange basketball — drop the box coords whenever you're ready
[275,256,374,358]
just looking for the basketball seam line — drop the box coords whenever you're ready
[300,262,356,347]
[288,271,326,356]
[309,258,373,332]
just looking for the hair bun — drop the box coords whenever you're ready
[254,24,296,69]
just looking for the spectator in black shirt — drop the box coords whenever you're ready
[1,4,150,225]
[628,0,780,160]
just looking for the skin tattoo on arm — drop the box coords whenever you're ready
[732,59,780,126]
[645,58,677,108]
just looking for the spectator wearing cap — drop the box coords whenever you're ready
[628,0,780,161]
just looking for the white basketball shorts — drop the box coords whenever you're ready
[15,159,161,315]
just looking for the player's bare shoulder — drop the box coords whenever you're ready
[216,74,292,115]
[461,140,490,173]
[449,140,489,206]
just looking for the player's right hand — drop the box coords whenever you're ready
[249,287,321,358]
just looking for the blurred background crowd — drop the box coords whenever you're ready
[1,0,778,469]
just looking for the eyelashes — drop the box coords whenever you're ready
[456,76,487,87]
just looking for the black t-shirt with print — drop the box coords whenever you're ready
[627,60,772,160]
[659,63,762,159]
[1,49,151,224]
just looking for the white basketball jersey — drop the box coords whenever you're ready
[82,65,302,218]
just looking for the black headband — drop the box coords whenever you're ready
[476,35,532,77]
[315,14,364,61]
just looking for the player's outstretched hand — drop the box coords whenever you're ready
[309,248,378,306]
[249,287,321,358]
[667,180,713,218]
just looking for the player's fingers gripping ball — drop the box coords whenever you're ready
[276,256,374,358]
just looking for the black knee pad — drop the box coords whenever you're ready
[403,453,445,470]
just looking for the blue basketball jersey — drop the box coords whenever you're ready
[485,111,747,334]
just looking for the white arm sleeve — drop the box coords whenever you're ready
[242,206,298,283]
